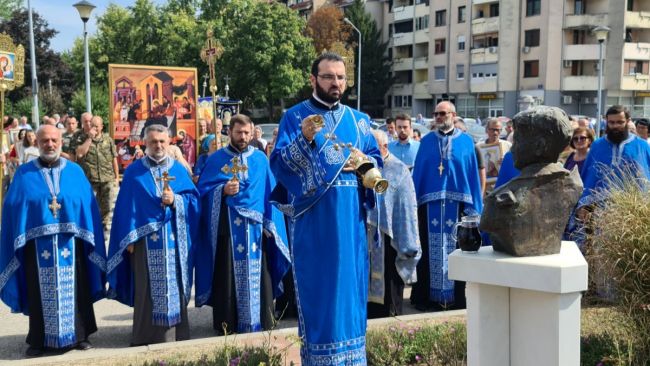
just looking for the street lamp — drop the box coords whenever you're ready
[74,1,96,114]
[593,25,610,138]
[344,18,361,111]
[27,0,40,128]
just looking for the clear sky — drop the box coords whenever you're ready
[29,0,166,53]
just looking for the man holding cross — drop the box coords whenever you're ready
[195,114,290,334]
[107,124,199,346]
[0,125,106,357]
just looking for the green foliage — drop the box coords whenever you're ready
[0,9,76,104]
[588,167,650,365]
[3,97,45,122]
[70,85,109,123]
[345,0,393,117]
[0,0,22,20]
[366,321,467,366]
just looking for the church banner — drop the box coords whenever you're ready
[108,64,199,173]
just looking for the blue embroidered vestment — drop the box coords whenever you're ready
[0,158,106,348]
[195,145,290,333]
[270,99,382,366]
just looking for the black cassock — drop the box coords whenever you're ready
[367,233,405,319]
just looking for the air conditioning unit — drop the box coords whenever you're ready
[563,60,573,68]
[562,95,573,104]
[522,46,530,53]
[489,46,498,53]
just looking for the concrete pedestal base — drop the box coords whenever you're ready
[449,242,588,366]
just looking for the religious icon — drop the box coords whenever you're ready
[478,143,504,185]
[0,52,15,81]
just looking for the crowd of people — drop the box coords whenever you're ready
[1,51,649,365]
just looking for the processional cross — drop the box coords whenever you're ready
[200,29,224,92]
[48,196,61,219]
[221,156,248,183]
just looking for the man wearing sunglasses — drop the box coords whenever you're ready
[270,52,382,365]
[411,101,483,311]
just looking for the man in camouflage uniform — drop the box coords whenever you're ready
[70,115,119,239]
[61,116,79,160]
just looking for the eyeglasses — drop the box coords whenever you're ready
[317,74,347,82]
[488,128,501,132]
[572,136,588,142]
[433,111,450,117]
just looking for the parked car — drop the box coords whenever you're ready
[464,120,488,144]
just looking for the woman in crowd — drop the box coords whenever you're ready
[564,126,594,180]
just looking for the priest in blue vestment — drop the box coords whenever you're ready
[367,130,421,318]
[195,114,290,334]
[107,125,199,346]
[577,105,650,214]
[270,53,382,366]
[411,101,483,311]
[0,125,106,357]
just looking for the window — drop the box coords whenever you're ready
[458,35,466,51]
[434,66,446,80]
[526,0,541,16]
[525,29,540,47]
[457,64,465,80]
[575,0,586,14]
[573,30,586,45]
[435,10,446,27]
[435,39,446,54]
[627,0,634,12]
[571,61,583,76]
[393,95,413,108]
[458,6,466,23]
[490,3,499,17]
[524,60,539,78]
[625,60,649,75]
[416,15,429,30]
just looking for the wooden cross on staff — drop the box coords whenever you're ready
[48,196,61,219]
[221,156,248,182]
[200,29,224,90]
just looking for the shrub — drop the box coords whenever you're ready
[588,165,650,365]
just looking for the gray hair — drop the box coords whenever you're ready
[485,117,500,128]
[371,129,388,146]
[144,124,170,138]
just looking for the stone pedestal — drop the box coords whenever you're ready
[449,242,588,366]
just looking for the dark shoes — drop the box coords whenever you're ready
[25,346,45,358]
[76,340,93,351]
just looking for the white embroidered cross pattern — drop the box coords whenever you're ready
[60,247,71,259]
[234,217,243,226]
[41,250,51,260]
[150,233,160,242]
[237,244,245,253]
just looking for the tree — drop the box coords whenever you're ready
[217,0,314,118]
[345,0,393,117]
[305,6,350,53]
[0,0,21,21]
[0,9,76,106]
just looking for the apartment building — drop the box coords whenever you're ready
[371,0,650,120]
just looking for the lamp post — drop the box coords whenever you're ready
[74,1,96,114]
[27,0,40,128]
[593,25,610,138]
[344,18,361,111]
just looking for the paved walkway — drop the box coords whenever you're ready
[0,287,464,365]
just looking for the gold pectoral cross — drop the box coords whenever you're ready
[49,196,61,219]
[438,161,444,176]
[221,156,248,182]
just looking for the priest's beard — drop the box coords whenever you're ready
[606,127,629,144]
[437,118,454,133]
[315,82,341,104]
[39,147,61,163]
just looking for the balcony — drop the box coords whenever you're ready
[472,17,499,35]
[471,47,499,64]
[562,76,598,91]
[393,57,414,71]
[414,82,429,98]
[470,77,497,93]
[564,13,608,29]
[289,0,312,11]
[473,0,498,4]
[414,56,428,69]
[621,74,650,90]
[392,33,413,47]
[623,42,650,59]
[393,5,415,22]
[563,44,601,60]
[625,11,650,29]
[414,29,429,44]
